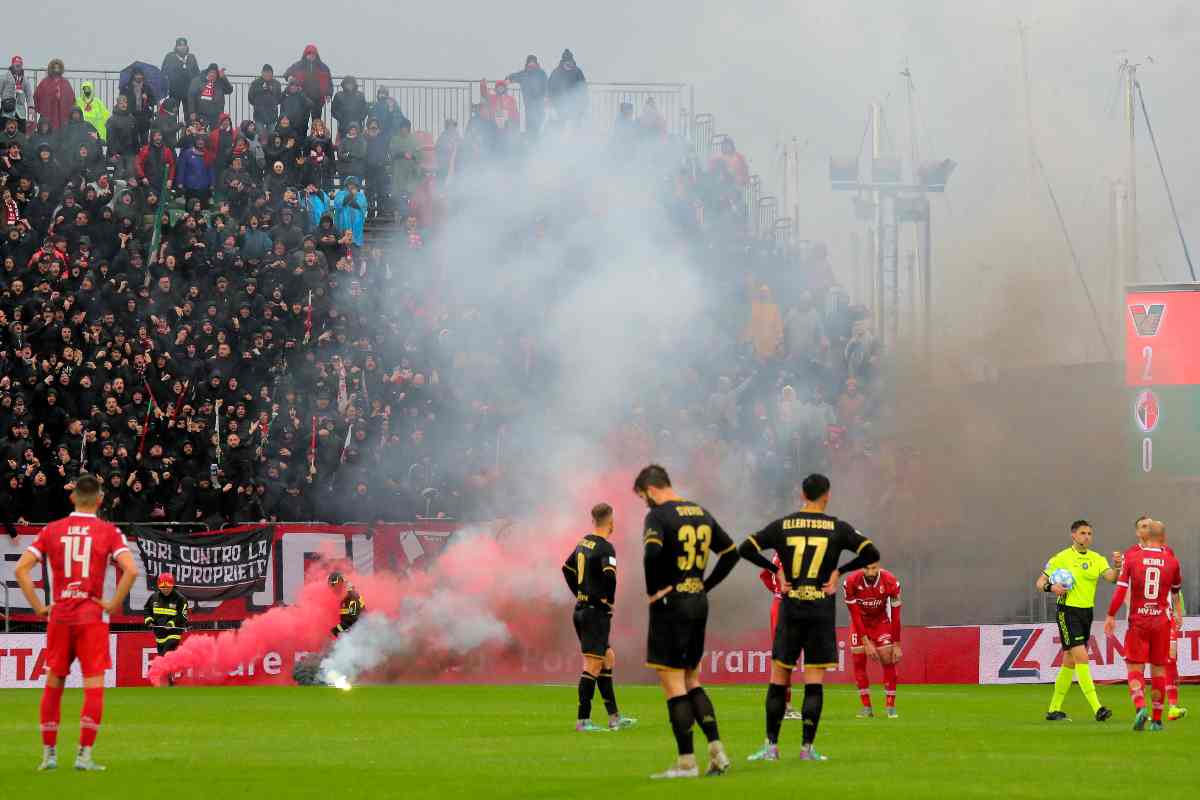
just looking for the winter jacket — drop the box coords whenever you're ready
[280,89,311,131]
[368,98,410,140]
[33,61,74,131]
[161,50,200,101]
[285,46,333,107]
[135,141,177,185]
[547,53,587,120]
[188,64,233,121]
[75,82,110,142]
[336,134,366,178]
[331,82,368,136]
[121,81,158,129]
[333,186,367,246]
[105,106,138,156]
[388,130,422,196]
[480,80,520,131]
[248,77,282,126]
[507,64,547,105]
[0,67,34,122]
[176,146,214,191]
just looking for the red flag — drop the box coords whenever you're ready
[304,290,313,337]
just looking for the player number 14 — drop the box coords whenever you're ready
[62,535,92,579]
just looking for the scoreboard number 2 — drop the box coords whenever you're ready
[1141,346,1153,382]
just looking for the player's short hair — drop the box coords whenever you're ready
[591,503,613,525]
[1070,519,1091,533]
[71,473,102,502]
[1147,520,1166,540]
[801,473,831,501]
[633,464,671,493]
[1134,515,1151,525]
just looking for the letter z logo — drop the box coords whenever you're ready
[998,628,1043,679]
[1129,303,1165,337]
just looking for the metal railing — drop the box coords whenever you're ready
[28,68,691,138]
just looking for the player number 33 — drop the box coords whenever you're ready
[677,525,712,571]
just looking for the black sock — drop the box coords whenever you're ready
[666,695,695,756]
[688,686,719,743]
[598,668,618,716]
[766,682,788,744]
[801,683,824,746]
[577,672,597,721]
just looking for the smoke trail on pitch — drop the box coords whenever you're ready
[147,576,342,686]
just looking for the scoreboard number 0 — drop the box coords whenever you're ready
[1142,437,1153,473]
[1142,346,1153,382]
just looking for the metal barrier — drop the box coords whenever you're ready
[756,196,778,238]
[692,113,715,160]
[28,68,690,137]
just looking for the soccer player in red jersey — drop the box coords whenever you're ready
[13,475,139,771]
[1122,517,1187,720]
[844,561,902,718]
[759,554,799,719]
[1105,520,1182,732]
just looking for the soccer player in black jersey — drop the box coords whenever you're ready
[738,473,880,762]
[562,503,638,732]
[635,464,740,779]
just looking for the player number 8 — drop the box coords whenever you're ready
[677,525,712,571]
[1144,566,1160,600]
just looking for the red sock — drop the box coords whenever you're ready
[40,684,64,747]
[80,687,104,748]
[1166,661,1179,707]
[883,662,898,708]
[852,651,871,707]
[1127,669,1146,710]
[1151,675,1165,723]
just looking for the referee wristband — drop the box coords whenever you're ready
[1043,582,1054,593]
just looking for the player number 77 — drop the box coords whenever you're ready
[786,536,828,580]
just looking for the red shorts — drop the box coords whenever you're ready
[45,621,111,678]
[1124,621,1171,667]
[850,620,894,648]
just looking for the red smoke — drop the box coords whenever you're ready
[149,468,648,685]
[148,575,341,686]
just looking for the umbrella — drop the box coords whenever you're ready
[119,61,168,99]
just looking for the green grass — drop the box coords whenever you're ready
[0,683,1193,798]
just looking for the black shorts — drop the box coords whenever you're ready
[772,612,837,670]
[573,606,611,658]
[156,637,181,657]
[646,594,708,671]
[1056,605,1093,650]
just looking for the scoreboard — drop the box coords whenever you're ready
[1126,285,1200,475]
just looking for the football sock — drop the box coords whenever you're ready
[687,687,720,743]
[40,684,63,747]
[666,695,695,756]
[883,662,898,708]
[577,671,597,721]
[852,651,872,707]
[1048,665,1073,712]
[1075,662,1101,713]
[765,682,787,744]
[801,684,823,746]
[597,668,619,716]
[1166,661,1179,707]
[1151,674,1166,723]
[80,687,103,748]
[1127,668,1146,710]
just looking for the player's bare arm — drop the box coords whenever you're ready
[14,549,48,617]
[102,550,140,614]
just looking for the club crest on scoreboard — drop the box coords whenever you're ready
[1128,303,1165,337]
[1133,390,1159,434]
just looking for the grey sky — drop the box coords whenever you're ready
[14,0,1200,363]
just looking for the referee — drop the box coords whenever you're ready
[1036,519,1118,722]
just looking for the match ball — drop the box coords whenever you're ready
[1051,568,1075,590]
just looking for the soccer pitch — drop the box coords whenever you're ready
[0,684,1193,798]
